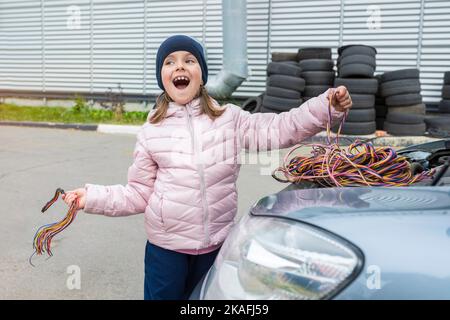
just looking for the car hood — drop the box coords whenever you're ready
[250,186,450,220]
[250,186,450,299]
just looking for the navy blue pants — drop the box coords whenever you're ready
[144,241,220,300]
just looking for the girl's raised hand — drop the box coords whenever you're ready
[62,188,86,210]
[329,85,353,112]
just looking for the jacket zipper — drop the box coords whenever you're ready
[186,107,211,248]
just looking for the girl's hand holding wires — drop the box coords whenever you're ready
[62,188,86,210]
[329,86,352,112]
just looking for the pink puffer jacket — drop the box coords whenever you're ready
[83,89,344,254]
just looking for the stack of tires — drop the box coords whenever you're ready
[337,45,377,78]
[379,69,426,136]
[297,48,334,102]
[333,45,378,135]
[240,52,302,114]
[260,55,305,114]
[438,71,450,114]
[425,71,450,137]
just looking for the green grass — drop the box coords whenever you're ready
[0,103,149,125]
[0,95,244,126]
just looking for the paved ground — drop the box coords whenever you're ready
[0,125,310,299]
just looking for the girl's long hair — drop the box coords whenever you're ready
[149,85,225,124]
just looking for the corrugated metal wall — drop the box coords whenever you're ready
[44,0,92,92]
[0,0,449,102]
[342,0,421,72]
[0,1,44,91]
[91,0,145,94]
[420,0,450,102]
[269,1,341,55]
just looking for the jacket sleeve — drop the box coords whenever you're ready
[83,127,157,217]
[232,88,345,151]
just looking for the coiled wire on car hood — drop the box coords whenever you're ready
[271,91,435,187]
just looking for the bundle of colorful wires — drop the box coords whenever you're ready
[272,91,435,187]
[30,188,79,266]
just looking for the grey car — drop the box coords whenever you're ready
[191,139,450,300]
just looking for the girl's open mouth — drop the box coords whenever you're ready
[172,76,190,90]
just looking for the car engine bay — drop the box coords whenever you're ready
[398,139,450,186]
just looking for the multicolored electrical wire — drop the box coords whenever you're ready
[272,90,435,187]
[30,188,79,266]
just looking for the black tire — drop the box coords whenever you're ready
[384,121,426,136]
[425,116,450,131]
[241,94,264,113]
[375,104,388,117]
[388,103,426,115]
[439,99,450,113]
[262,95,303,112]
[281,61,300,66]
[338,45,377,57]
[338,54,376,68]
[380,69,420,82]
[267,74,306,92]
[386,112,424,124]
[349,94,375,109]
[254,94,264,113]
[303,85,330,97]
[332,121,376,135]
[382,84,421,98]
[271,52,298,62]
[297,48,332,61]
[346,108,376,122]
[427,128,450,138]
[298,59,334,71]
[376,117,385,130]
[442,85,450,99]
[444,72,450,85]
[301,71,335,85]
[260,105,281,114]
[303,96,313,101]
[265,86,301,99]
[380,79,421,97]
[385,93,422,107]
[241,96,255,111]
[338,63,375,78]
[334,78,378,94]
[267,62,302,77]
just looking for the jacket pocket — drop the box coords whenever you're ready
[159,195,166,226]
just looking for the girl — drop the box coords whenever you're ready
[62,35,352,300]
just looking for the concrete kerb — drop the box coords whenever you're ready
[97,124,141,135]
[0,120,98,131]
[0,120,441,147]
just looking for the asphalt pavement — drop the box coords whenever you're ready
[0,125,292,299]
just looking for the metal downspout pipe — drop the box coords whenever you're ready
[206,0,248,99]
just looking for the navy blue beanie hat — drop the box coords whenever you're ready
[156,35,208,90]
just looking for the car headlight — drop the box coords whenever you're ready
[202,215,363,300]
